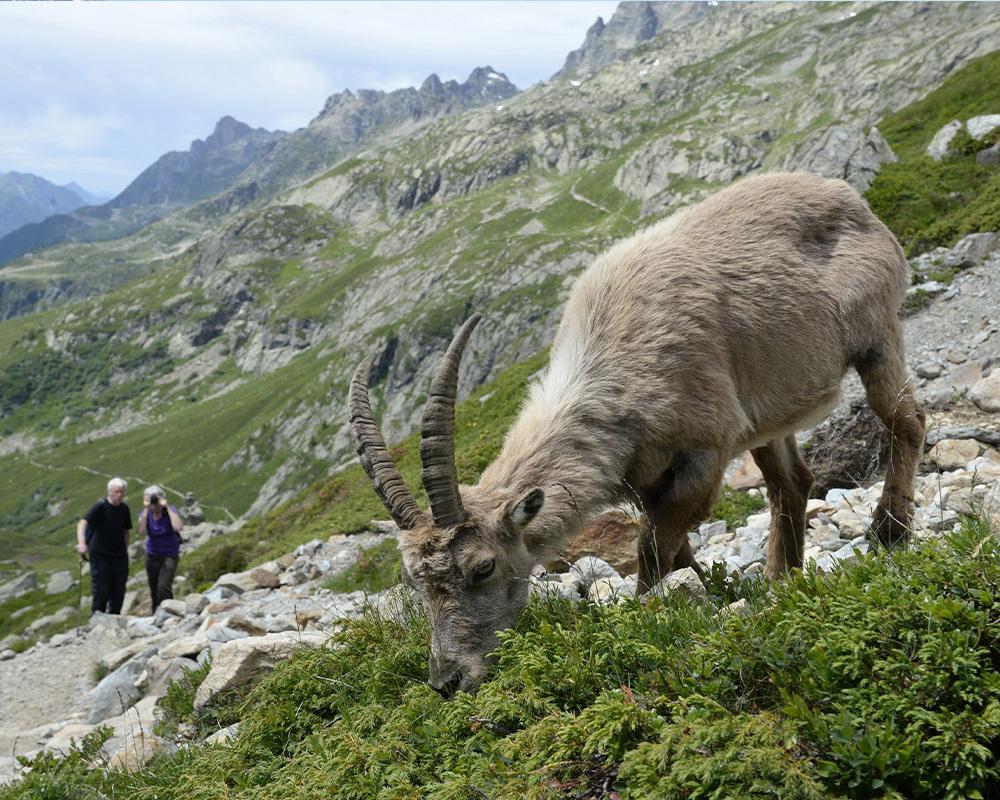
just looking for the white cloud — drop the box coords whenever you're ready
[0,1,619,195]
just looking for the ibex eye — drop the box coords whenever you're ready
[472,559,495,581]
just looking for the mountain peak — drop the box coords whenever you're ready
[204,116,257,149]
[554,1,710,80]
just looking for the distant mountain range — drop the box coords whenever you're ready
[0,117,286,265]
[0,172,105,239]
[0,68,518,266]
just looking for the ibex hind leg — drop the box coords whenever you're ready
[636,450,725,594]
[855,324,926,549]
[751,435,813,579]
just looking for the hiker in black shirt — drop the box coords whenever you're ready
[76,477,132,615]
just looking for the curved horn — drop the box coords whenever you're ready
[349,353,423,530]
[420,313,482,527]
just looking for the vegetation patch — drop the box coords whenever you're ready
[325,537,401,594]
[9,522,998,799]
[867,49,1000,256]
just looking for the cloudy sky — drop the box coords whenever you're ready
[0,1,619,198]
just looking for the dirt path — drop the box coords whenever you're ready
[0,626,128,781]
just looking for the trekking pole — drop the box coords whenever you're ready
[76,552,88,636]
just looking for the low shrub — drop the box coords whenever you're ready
[4,523,998,800]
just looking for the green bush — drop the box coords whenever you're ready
[154,658,213,739]
[12,521,993,800]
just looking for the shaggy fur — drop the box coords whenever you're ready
[382,172,925,695]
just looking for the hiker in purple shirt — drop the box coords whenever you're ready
[138,484,184,612]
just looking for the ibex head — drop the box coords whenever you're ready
[349,314,545,697]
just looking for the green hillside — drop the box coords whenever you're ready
[867,49,1000,255]
[6,523,998,799]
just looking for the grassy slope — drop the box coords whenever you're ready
[866,49,1000,255]
[8,523,999,799]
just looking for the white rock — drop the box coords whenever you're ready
[157,598,187,617]
[193,631,328,709]
[569,556,619,589]
[127,618,160,639]
[644,567,708,602]
[929,439,981,470]
[927,119,962,160]
[718,598,752,618]
[967,114,1000,140]
[45,570,75,595]
[205,723,240,746]
[744,512,771,529]
[587,576,634,604]
[969,371,1000,412]
[531,579,582,601]
[185,593,209,615]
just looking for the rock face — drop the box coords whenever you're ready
[786,125,897,193]
[555,1,710,79]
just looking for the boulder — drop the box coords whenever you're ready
[213,571,259,595]
[158,634,211,661]
[249,567,281,589]
[587,575,637,603]
[157,598,188,617]
[568,556,620,590]
[109,732,172,772]
[185,592,210,615]
[88,647,156,724]
[101,642,155,673]
[967,114,1000,140]
[45,570,75,595]
[644,567,708,602]
[928,438,981,471]
[193,631,328,709]
[546,510,641,577]
[969,371,1000,413]
[205,723,240,746]
[148,656,201,696]
[0,571,36,603]
[927,119,962,160]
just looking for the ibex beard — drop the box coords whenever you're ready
[350,171,925,697]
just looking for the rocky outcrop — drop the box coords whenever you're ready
[785,125,897,193]
[927,114,1000,160]
[554,1,710,80]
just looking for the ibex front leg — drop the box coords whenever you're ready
[636,450,725,593]
[751,435,813,578]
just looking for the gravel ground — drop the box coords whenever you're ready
[0,625,129,783]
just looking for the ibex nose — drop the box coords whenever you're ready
[430,668,463,699]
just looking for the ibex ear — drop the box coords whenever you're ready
[507,488,544,529]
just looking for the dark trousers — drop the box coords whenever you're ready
[90,554,129,614]
[145,553,178,611]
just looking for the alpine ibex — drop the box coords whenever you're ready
[350,172,925,697]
